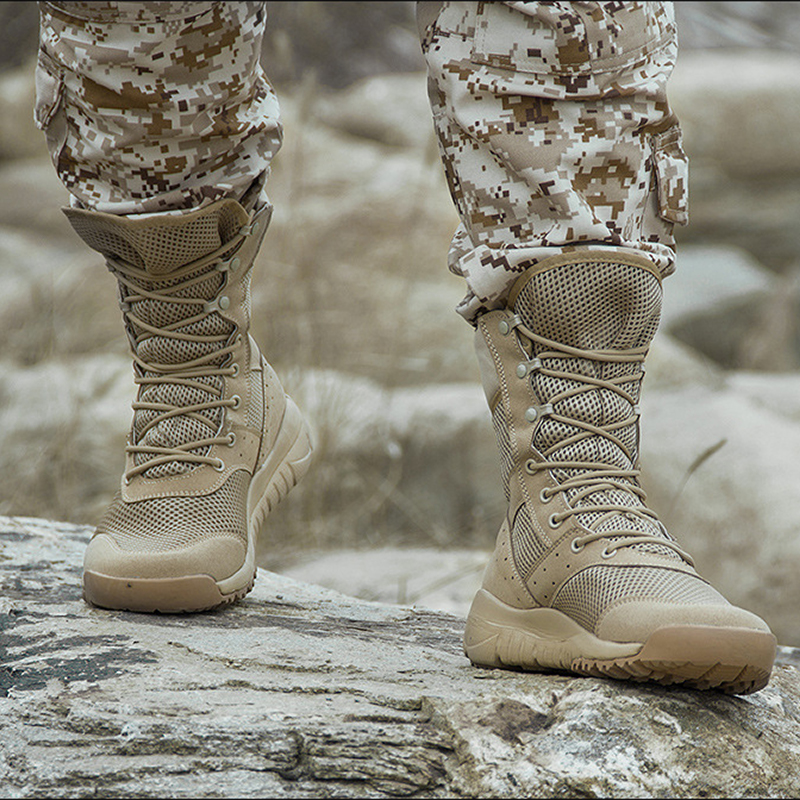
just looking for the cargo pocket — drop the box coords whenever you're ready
[651,126,689,226]
[34,49,67,160]
[469,1,675,98]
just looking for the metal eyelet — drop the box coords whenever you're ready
[601,547,616,559]
[516,358,542,379]
[524,459,536,475]
[230,394,241,410]
[213,459,225,472]
[548,513,561,529]
[227,432,237,447]
[498,320,510,335]
[570,539,585,553]
[230,364,240,378]
[539,488,552,504]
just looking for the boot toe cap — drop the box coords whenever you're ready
[83,532,246,582]
[596,598,773,643]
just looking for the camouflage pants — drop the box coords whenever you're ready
[36,1,687,323]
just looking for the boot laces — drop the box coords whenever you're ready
[109,239,247,482]
[510,316,693,565]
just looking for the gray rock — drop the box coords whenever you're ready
[2,515,800,798]
[279,546,488,615]
[0,355,132,520]
[663,245,775,328]
[663,245,800,371]
[670,50,800,180]
[668,49,800,271]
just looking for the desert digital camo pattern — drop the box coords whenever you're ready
[35,1,689,321]
[35,1,281,215]
[421,1,689,321]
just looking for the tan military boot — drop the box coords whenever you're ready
[66,199,312,612]
[465,251,776,694]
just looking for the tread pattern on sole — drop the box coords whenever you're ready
[468,632,770,695]
[571,656,769,695]
[465,603,776,696]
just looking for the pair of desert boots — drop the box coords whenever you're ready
[70,200,776,695]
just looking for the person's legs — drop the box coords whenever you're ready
[420,1,776,693]
[36,1,311,612]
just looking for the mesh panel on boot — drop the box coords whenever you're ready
[73,205,248,480]
[551,564,728,633]
[511,504,549,580]
[66,203,245,274]
[514,261,662,351]
[514,259,676,559]
[96,471,250,553]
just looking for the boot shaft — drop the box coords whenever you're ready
[65,200,270,485]
[477,251,681,563]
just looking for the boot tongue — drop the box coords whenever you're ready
[513,256,675,556]
[63,199,249,275]
[64,201,251,479]
[512,258,662,352]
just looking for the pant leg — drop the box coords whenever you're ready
[419,1,688,323]
[35,1,280,215]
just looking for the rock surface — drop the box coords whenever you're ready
[2,515,800,799]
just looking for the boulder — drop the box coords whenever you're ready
[0,61,41,162]
[314,72,436,149]
[278,546,488,615]
[664,245,800,371]
[670,50,800,180]
[668,50,800,271]
[2,515,800,798]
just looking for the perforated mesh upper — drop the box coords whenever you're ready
[67,203,245,275]
[96,471,250,552]
[67,204,248,479]
[514,259,676,559]
[511,504,549,580]
[552,564,727,633]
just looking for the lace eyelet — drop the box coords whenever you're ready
[524,459,536,475]
[539,488,552,504]
[230,394,241,410]
[548,513,561,529]
[213,459,225,472]
[227,432,237,447]
[230,364,240,378]
[601,547,616,559]
[570,539,585,553]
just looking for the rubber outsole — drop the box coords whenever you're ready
[83,397,312,614]
[464,589,776,695]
